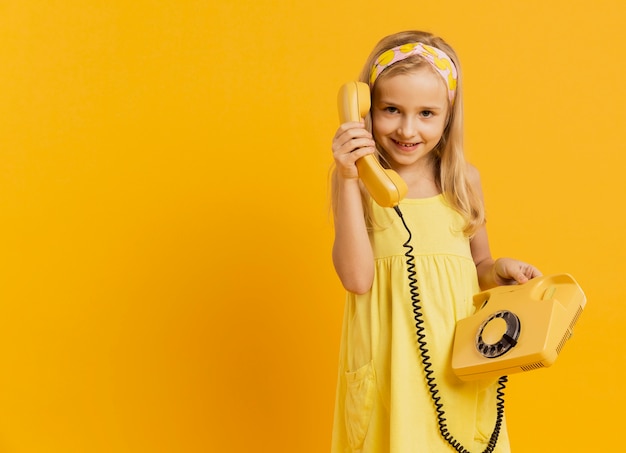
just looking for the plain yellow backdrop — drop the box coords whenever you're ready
[0,1,624,452]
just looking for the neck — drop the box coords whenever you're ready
[396,157,440,199]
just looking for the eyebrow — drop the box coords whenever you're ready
[418,106,444,111]
[378,100,445,111]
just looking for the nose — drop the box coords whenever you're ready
[397,116,419,139]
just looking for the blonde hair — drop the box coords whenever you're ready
[332,30,484,236]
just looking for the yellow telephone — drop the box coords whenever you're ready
[452,273,586,381]
[337,81,408,208]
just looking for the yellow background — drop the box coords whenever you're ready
[0,1,623,451]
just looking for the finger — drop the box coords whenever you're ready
[337,121,367,133]
[333,147,375,179]
[333,137,376,156]
[345,137,376,154]
[333,122,371,143]
[334,147,375,168]
[333,123,362,143]
[348,146,376,160]
[514,272,529,284]
[527,266,542,279]
[516,264,542,283]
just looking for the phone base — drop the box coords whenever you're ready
[452,274,586,381]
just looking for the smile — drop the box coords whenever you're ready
[392,139,420,148]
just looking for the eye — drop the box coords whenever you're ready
[384,106,400,114]
[420,110,434,118]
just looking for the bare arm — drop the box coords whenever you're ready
[332,177,374,294]
[331,122,377,294]
[468,165,542,290]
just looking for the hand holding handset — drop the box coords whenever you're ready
[337,81,408,208]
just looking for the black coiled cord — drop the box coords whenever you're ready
[393,205,507,453]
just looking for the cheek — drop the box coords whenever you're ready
[425,119,447,139]
[371,116,394,137]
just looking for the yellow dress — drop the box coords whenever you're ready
[331,195,510,453]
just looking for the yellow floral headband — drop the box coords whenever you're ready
[369,42,458,104]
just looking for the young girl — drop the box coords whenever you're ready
[330,30,541,452]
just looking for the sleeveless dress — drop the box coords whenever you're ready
[331,195,511,453]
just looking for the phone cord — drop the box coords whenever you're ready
[394,206,508,453]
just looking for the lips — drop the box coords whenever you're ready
[392,138,421,150]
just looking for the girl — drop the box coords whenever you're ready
[330,30,541,453]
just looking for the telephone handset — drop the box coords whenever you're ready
[337,81,408,208]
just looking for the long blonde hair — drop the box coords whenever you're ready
[332,30,485,236]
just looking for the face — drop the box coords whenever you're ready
[371,67,449,170]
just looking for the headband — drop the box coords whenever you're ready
[369,42,458,104]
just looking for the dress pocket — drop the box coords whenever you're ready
[344,361,376,450]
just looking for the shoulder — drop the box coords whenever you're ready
[465,162,482,187]
[464,162,485,201]
[465,162,480,182]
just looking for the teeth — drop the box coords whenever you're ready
[394,139,417,147]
